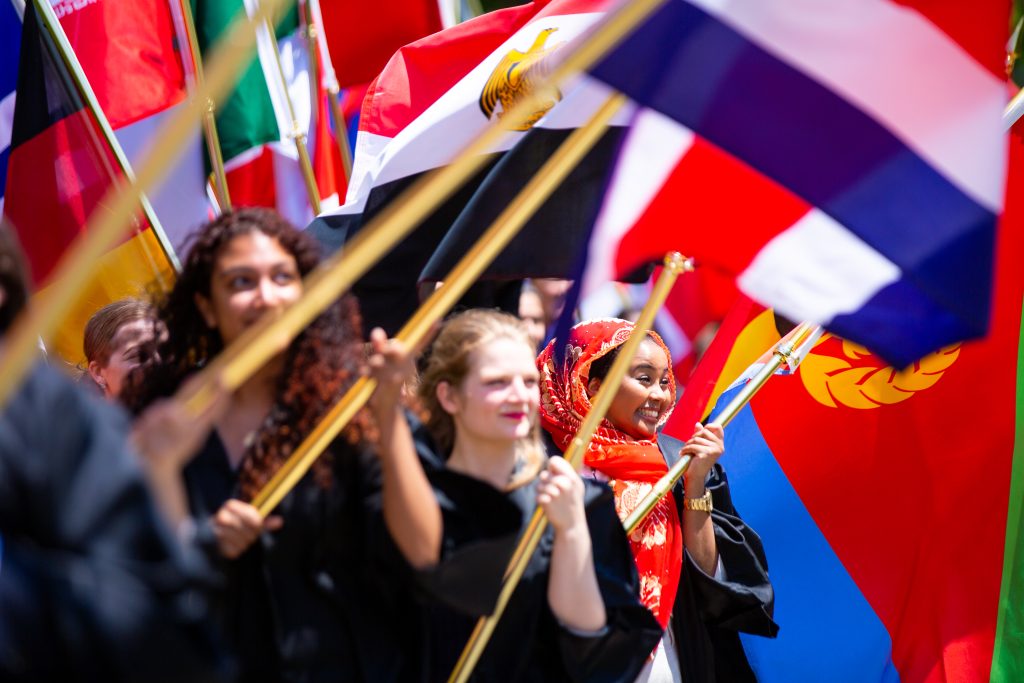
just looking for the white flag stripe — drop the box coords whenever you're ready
[737,208,901,327]
[689,0,1006,211]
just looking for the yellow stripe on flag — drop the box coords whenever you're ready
[39,229,175,366]
[705,309,782,414]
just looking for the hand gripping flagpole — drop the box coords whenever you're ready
[31,0,179,281]
[621,322,821,536]
[177,0,232,210]
[445,252,695,683]
[169,0,669,419]
[251,92,628,516]
[258,1,322,214]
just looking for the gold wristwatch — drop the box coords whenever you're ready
[684,488,713,513]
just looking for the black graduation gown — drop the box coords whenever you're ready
[184,433,423,683]
[0,363,228,682]
[414,466,662,683]
[656,432,779,683]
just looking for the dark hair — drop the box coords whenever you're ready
[587,346,619,383]
[0,222,31,334]
[123,208,371,498]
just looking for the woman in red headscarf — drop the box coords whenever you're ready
[538,318,777,683]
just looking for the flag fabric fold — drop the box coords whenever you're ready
[690,136,1023,680]
[3,0,176,364]
[583,0,1008,367]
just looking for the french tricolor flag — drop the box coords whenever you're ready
[583,0,1008,368]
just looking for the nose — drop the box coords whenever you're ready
[255,276,281,308]
[649,381,670,405]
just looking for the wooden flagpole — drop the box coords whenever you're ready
[251,92,627,516]
[31,0,180,279]
[174,0,669,418]
[258,1,322,214]
[177,0,232,211]
[0,0,295,409]
[622,322,821,535]
[445,252,694,683]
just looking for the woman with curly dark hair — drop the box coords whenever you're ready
[124,208,431,683]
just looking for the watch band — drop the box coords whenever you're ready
[684,488,713,513]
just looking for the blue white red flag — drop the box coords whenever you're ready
[583,0,1008,367]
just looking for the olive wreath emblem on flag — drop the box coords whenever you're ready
[798,334,960,409]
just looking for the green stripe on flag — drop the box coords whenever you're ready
[191,0,285,163]
[992,296,1024,682]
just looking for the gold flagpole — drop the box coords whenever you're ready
[175,0,669,418]
[177,0,232,210]
[259,1,322,214]
[621,322,821,535]
[32,0,180,279]
[446,252,694,683]
[305,0,352,182]
[0,0,294,410]
[251,93,627,515]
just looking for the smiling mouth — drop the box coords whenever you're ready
[636,407,661,422]
[502,412,528,421]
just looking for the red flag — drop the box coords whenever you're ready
[53,0,187,128]
[3,1,175,363]
[319,0,442,89]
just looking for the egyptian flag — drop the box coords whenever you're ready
[3,1,176,365]
[309,0,631,335]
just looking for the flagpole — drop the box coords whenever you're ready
[0,0,666,412]
[306,0,352,182]
[445,252,692,683]
[258,1,322,214]
[0,0,295,411]
[31,0,181,279]
[251,92,627,516]
[177,0,232,211]
[621,323,820,535]
[173,0,669,418]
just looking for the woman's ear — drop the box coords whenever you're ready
[87,360,107,393]
[194,293,217,329]
[436,380,460,415]
[586,376,602,398]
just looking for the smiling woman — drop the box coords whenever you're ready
[367,309,661,682]
[538,319,778,683]
[122,208,431,683]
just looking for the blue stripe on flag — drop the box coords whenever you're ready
[0,0,21,204]
[588,1,995,364]
[718,387,901,682]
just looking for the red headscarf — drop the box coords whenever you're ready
[537,319,682,628]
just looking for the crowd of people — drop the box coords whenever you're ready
[0,208,777,682]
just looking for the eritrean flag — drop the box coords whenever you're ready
[687,132,1024,682]
[2,1,175,365]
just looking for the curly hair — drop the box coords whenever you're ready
[417,309,544,490]
[123,208,371,499]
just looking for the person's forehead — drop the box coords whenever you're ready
[110,318,155,348]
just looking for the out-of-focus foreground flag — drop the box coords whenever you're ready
[679,132,1024,683]
[0,0,22,216]
[310,0,630,334]
[584,0,1008,368]
[2,1,176,364]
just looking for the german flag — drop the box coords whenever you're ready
[2,1,175,366]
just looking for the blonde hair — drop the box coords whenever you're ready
[418,309,545,490]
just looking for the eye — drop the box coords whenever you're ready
[273,270,297,284]
[660,378,671,388]
[228,274,254,290]
[636,374,653,386]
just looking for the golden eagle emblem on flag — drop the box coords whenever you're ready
[799,334,960,409]
[480,27,563,130]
